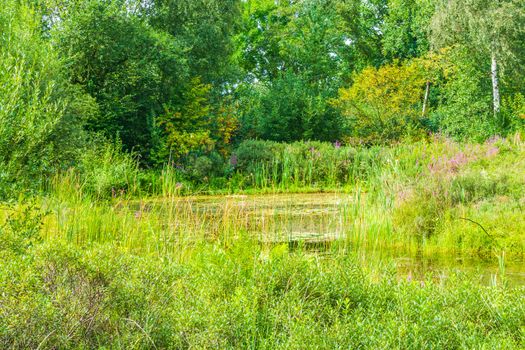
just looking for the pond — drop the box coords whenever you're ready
[129,193,525,286]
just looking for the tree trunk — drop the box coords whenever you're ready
[422,81,431,118]
[491,52,501,116]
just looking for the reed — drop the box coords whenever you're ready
[1,135,524,348]
[33,134,524,258]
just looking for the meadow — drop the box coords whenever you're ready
[1,135,524,349]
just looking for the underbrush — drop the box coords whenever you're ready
[1,237,524,349]
[392,135,525,255]
[41,134,525,256]
[2,135,525,348]
[46,135,521,198]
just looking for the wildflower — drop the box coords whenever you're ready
[230,154,238,167]
[486,146,499,158]
[486,135,502,145]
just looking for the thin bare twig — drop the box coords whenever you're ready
[459,217,501,249]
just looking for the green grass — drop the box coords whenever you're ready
[1,239,524,349]
[1,135,525,348]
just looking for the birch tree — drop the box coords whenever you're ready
[430,0,525,116]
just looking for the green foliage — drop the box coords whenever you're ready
[234,140,287,174]
[1,231,525,348]
[78,142,139,198]
[236,0,350,142]
[430,47,496,140]
[238,72,346,142]
[2,0,521,185]
[381,0,433,59]
[335,0,387,69]
[233,139,382,188]
[148,0,241,85]
[335,55,441,143]
[3,0,525,342]
[430,0,525,136]
[501,93,525,132]
[155,77,214,161]
[1,136,525,347]
[185,152,229,183]
[394,178,451,241]
[392,136,525,252]
[0,1,92,198]
[0,202,45,254]
[51,0,189,160]
[45,0,242,165]
[430,0,525,71]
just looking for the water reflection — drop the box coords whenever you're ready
[130,193,525,286]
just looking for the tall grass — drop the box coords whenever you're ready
[1,223,524,348]
[40,134,525,257]
[1,135,524,348]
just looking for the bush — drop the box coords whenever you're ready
[393,178,452,241]
[187,152,228,181]
[78,142,139,198]
[334,56,440,144]
[429,48,495,141]
[234,140,286,174]
[501,93,525,134]
[2,239,525,349]
[0,202,45,254]
[0,1,93,198]
[232,139,384,188]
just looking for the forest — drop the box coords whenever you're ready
[1,0,525,348]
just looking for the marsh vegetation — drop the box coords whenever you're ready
[2,0,525,348]
[2,136,525,348]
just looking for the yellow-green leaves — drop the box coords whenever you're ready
[158,77,214,159]
[334,53,445,144]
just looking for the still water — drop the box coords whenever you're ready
[132,193,525,286]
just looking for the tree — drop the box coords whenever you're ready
[335,0,387,69]
[147,0,241,87]
[0,0,93,195]
[430,0,525,117]
[381,0,434,60]
[155,78,214,161]
[46,0,189,161]
[334,54,443,143]
[431,47,496,140]
[45,0,242,164]
[235,0,349,142]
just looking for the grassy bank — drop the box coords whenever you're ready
[1,135,525,348]
[44,135,525,256]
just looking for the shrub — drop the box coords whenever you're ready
[393,178,452,241]
[232,140,385,188]
[0,202,45,254]
[501,93,525,134]
[1,239,525,349]
[334,54,442,144]
[78,142,139,198]
[0,1,93,198]
[234,140,286,174]
[429,47,495,141]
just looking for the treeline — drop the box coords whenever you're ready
[1,0,524,195]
